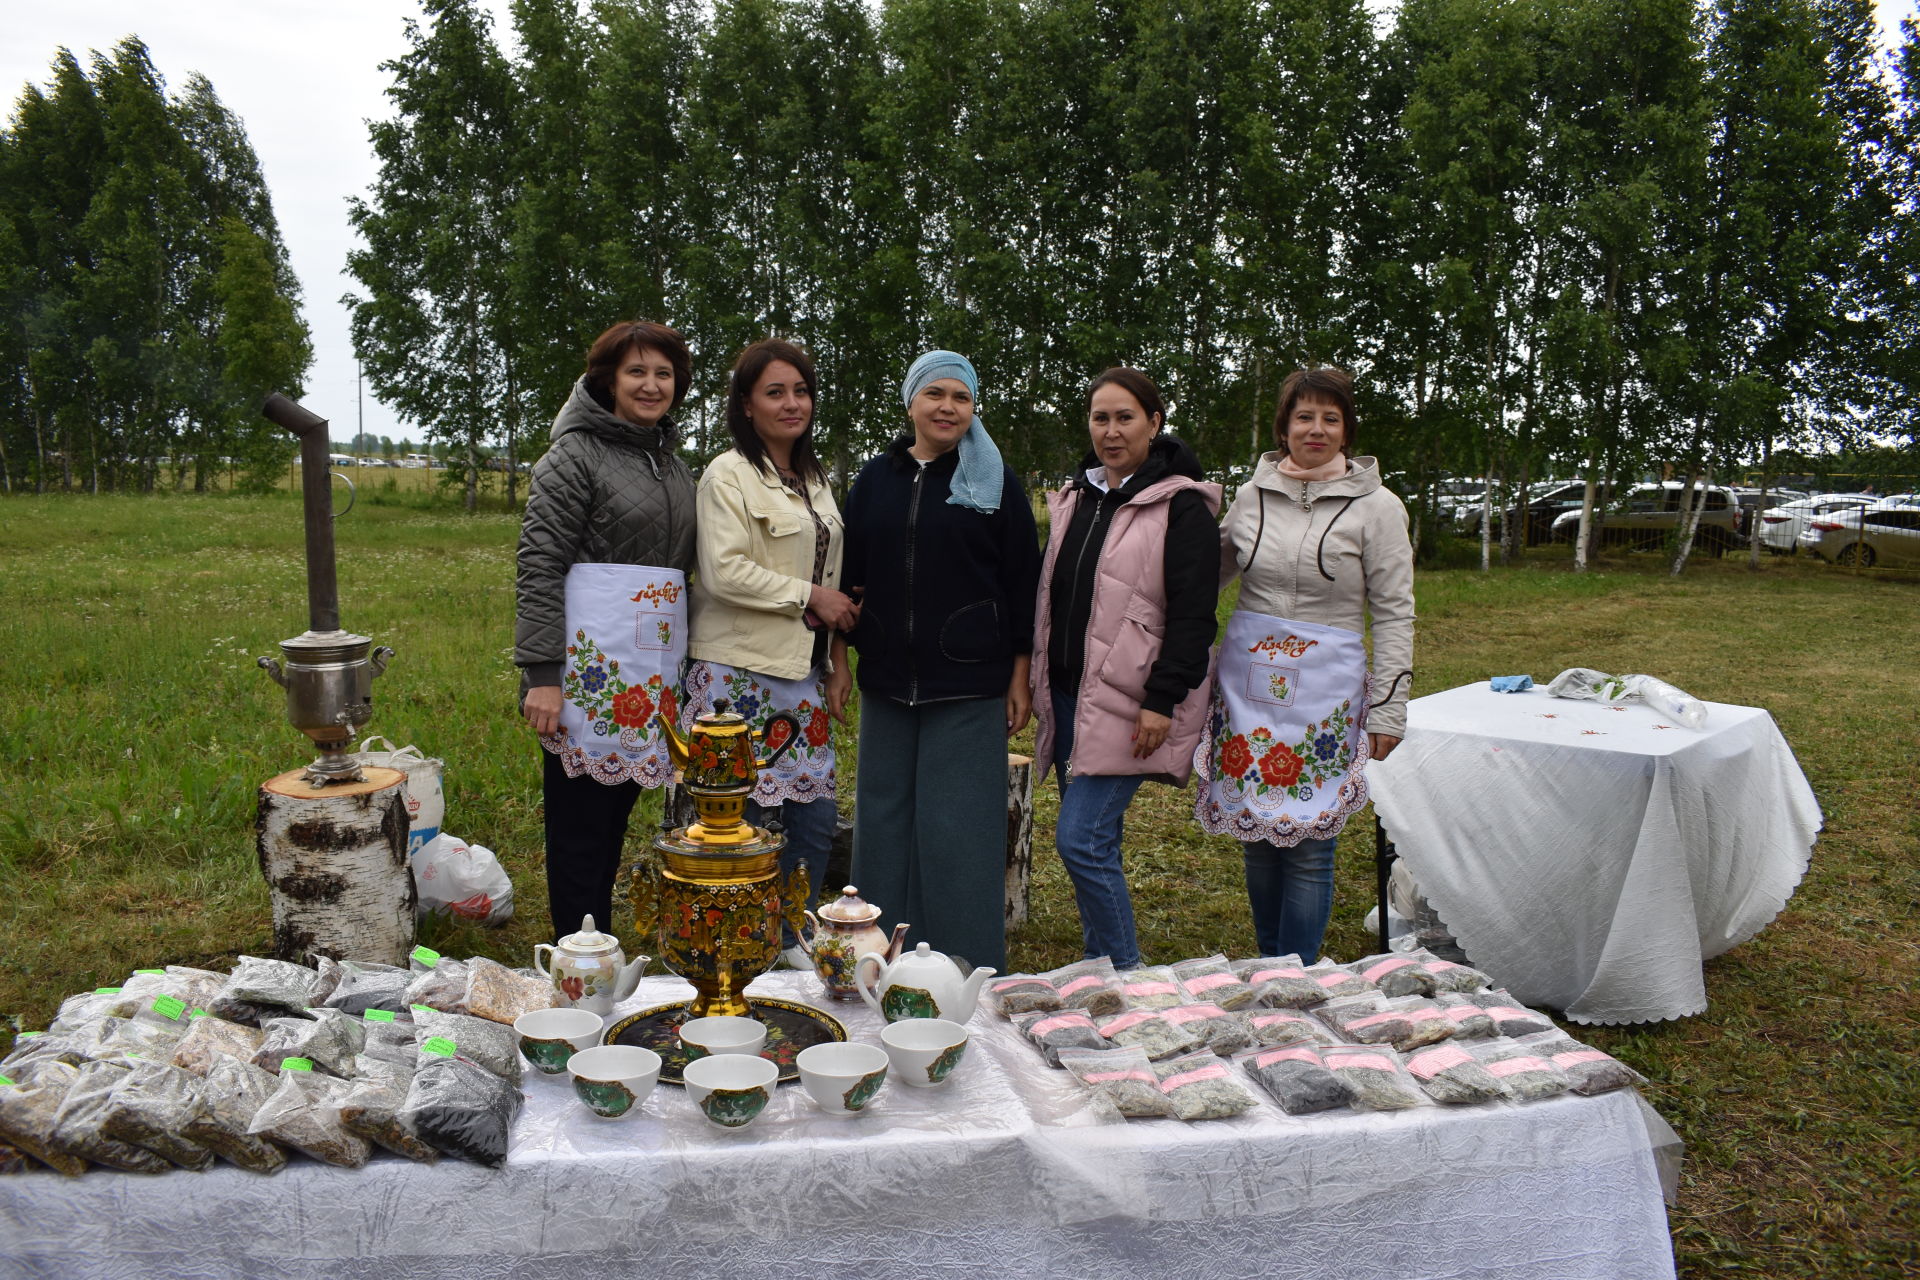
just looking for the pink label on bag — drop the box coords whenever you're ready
[1183,972,1241,994]
[1406,1007,1448,1023]
[1426,961,1461,972]
[1442,1006,1485,1024]
[1255,1046,1321,1068]
[1346,1010,1405,1031]
[1162,1003,1227,1026]
[1484,1006,1531,1021]
[1252,1013,1308,1028]
[1552,1050,1611,1067]
[1159,1063,1229,1091]
[1485,1056,1550,1078]
[1314,972,1355,989]
[1249,966,1308,982]
[1085,1068,1157,1085]
[1100,1010,1157,1035]
[1031,1013,1093,1036]
[1406,1045,1473,1079]
[1057,975,1106,998]
[1326,1051,1397,1073]
[1362,957,1416,981]
[1124,981,1180,997]
[992,979,1050,993]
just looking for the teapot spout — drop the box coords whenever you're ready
[614,954,649,1003]
[655,712,691,773]
[883,922,910,964]
[956,962,998,1017]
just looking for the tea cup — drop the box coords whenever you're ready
[514,1008,604,1076]
[796,1042,889,1117]
[880,1017,970,1088]
[566,1044,662,1120]
[679,1015,767,1061]
[684,1054,778,1129]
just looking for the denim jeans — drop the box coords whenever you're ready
[1242,834,1339,960]
[747,795,835,948]
[1051,690,1148,968]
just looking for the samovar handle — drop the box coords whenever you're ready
[369,646,395,678]
[257,656,285,687]
[779,859,810,942]
[756,710,805,770]
[626,858,659,947]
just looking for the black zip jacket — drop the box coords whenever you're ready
[1046,434,1220,716]
[841,439,1042,705]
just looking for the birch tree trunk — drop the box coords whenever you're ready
[257,766,413,965]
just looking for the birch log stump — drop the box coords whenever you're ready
[1005,753,1034,927]
[257,766,414,965]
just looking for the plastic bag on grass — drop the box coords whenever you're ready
[1057,1045,1175,1118]
[52,1059,169,1173]
[0,1061,89,1176]
[1239,1044,1352,1115]
[247,1062,370,1168]
[184,1057,288,1175]
[397,1051,522,1167]
[102,1060,215,1169]
[413,833,514,925]
[339,1055,438,1162]
[169,1014,266,1077]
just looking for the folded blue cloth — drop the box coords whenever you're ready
[1490,675,1534,693]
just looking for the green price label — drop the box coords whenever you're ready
[364,1010,397,1023]
[421,1037,456,1058]
[410,1004,434,1016]
[95,987,122,995]
[135,968,165,976]
[151,995,187,1021]
[17,1032,41,1040]
[0,1074,14,1087]
[411,945,441,968]
[190,1009,207,1019]
[282,1057,314,1072]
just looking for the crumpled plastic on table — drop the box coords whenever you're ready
[1546,667,1708,728]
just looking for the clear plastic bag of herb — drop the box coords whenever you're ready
[1302,960,1374,1001]
[1238,1044,1353,1115]
[1469,1037,1571,1102]
[2,1032,87,1079]
[463,957,555,1026]
[315,956,414,1016]
[48,989,124,1035]
[1160,1003,1255,1056]
[1096,1008,1205,1061]
[359,1014,421,1066]
[1320,1045,1426,1112]
[402,956,470,1014]
[1118,965,1185,1011]
[1516,1031,1647,1095]
[1041,958,1126,1017]
[1230,955,1327,1009]
[339,1054,438,1162]
[164,964,231,1011]
[1012,1008,1107,1067]
[1349,953,1439,998]
[248,1065,371,1168]
[397,1052,523,1167]
[1153,1050,1259,1121]
[0,1061,89,1176]
[987,975,1062,1017]
[411,1007,523,1083]
[184,1056,289,1175]
[1247,1010,1336,1048]
[69,1017,129,1062]
[101,995,198,1059]
[1318,994,1456,1053]
[1170,955,1261,1011]
[1465,990,1558,1037]
[101,1059,216,1169]
[1404,1043,1510,1105]
[1057,1045,1175,1118]
[0,1141,29,1175]
[52,1058,169,1173]
[169,1014,265,1077]
[1434,993,1498,1039]
[1401,948,1493,993]
[212,956,321,1024]
[253,1008,366,1078]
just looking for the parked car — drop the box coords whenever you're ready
[1457,480,1595,544]
[1798,503,1920,568]
[1756,493,1876,554]
[1549,481,1746,554]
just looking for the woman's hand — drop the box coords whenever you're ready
[1005,656,1032,736]
[825,659,853,724]
[523,685,563,736]
[808,584,861,632]
[1131,708,1172,758]
[1369,732,1402,761]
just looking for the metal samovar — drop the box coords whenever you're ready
[631,703,808,1017]
[256,393,395,784]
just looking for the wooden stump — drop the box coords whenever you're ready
[257,766,414,965]
[1005,753,1034,927]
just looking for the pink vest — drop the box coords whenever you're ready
[1032,474,1222,783]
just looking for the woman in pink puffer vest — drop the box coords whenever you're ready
[1030,368,1222,969]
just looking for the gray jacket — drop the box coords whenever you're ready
[514,376,698,689]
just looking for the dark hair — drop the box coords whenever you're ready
[1273,367,1356,457]
[1087,367,1166,431]
[583,321,692,415]
[726,339,825,484]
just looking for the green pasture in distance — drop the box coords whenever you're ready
[0,491,1913,1278]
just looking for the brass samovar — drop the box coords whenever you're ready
[630,703,808,1018]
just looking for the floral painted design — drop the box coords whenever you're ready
[573,1076,636,1118]
[1195,669,1375,845]
[520,1036,574,1075]
[683,661,835,806]
[926,1041,966,1084]
[1209,700,1356,803]
[700,1084,769,1128]
[1268,671,1291,701]
[842,1068,886,1110]
[881,984,940,1022]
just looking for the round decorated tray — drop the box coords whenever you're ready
[604,995,848,1085]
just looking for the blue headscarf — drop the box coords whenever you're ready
[901,349,1004,514]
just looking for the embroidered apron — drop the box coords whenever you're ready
[682,660,836,806]
[1194,609,1372,846]
[542,563,687,788]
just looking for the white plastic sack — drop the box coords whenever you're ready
[1543,668,1708,729]
[413,833,514,926]
[358,736,446,855]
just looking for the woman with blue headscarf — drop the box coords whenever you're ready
[826,351,1042,971]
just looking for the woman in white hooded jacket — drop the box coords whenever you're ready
[1195,367,1414,961]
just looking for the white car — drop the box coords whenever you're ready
[1756,493,1876,553]
[1798,503,1920,568]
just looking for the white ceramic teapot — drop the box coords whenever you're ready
[855,941,995,1023]
[533,915,648,1017]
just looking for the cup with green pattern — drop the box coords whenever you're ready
[567,1044,661,1120]
[515,1008,604,1077]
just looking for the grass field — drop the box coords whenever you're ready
[0,489,1915,1276]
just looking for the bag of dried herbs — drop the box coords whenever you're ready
[1,1031,87,1080]
[212,956,322,1026]
[163,965,231,1011]
[1434,993,1498,1039]
[52,1058,169,1172]
[1230,955,1327,1010]
[1153,1050,1260,1121]
[402,949,470,1013]
[1468,1038,1571,1102]
[101,995,198,1059]
[1170,955,1260,1010]
[315,957,414,1016]
[1516,1032,1647,1095]
[169,1013,266,1077]
[411,1007,523,1084]
[1013,1008,1108,1067]
[1404,1043,1510,1105]
[184,1057,288,1175]
[1316,994,1455,1052]
[1041,958,1126,1017]
[49,989,125,1035]
[1404,950,1493,993]
[1302,961,1374,1000]
[253,1008,367,1078]
[1119,966,1186,1011]
[1465,991,1558,1037]
[397,1047,523,1167]
[1350,954,1438,998]
[1239,1044,1352,1115]
[339,1054,439,1162]
[101,1059,216,1169]
[0,1061,89,1175]
[463,957,555,1026]
[247,1060,372,1168]
[1247,1010,1336,1048]
[357,1011,420,1066]
[1096,1008,1204,1061]
[1319,1045,1426,1112]
[1160,1003,1255,1056]
[987,976,1063,1017]
[1057,1045,1176,1118]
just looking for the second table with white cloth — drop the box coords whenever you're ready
[1369,683,1822,1024]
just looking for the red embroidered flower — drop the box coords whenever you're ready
[658,686,679,726]
[1220,734,1255,779]
[611,686,654,728]
[765,718,794,753]
[805,708,831,748]
[1258,743,1304,788]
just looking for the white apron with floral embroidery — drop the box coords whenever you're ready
[1194,609,1372,846]
[682,660,835,806]
[542,563,686,787]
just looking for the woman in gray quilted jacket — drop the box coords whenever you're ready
[515,320,698,939]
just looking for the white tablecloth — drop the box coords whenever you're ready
[0,972,1675,1279]
[1371,684,1821,1024]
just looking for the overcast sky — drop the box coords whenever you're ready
[4,0,1916,450]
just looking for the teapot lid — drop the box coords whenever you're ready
[559,914,620,954]
[696,698,747,727]
[818,885,882,924]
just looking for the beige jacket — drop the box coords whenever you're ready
[689,448,844,681]
[1219,454,1416,738]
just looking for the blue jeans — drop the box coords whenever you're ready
[747,796,835,948]
[1052,690,1147,968]
[1242,835,1339,960]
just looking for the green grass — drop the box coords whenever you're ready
[1,490,1915,1276]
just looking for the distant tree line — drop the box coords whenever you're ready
[0,37,311,495]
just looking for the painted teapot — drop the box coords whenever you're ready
[855,942,995,1023]
[533,915,648,1017]
[657,701,801,797]
[802,886,909,1002]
